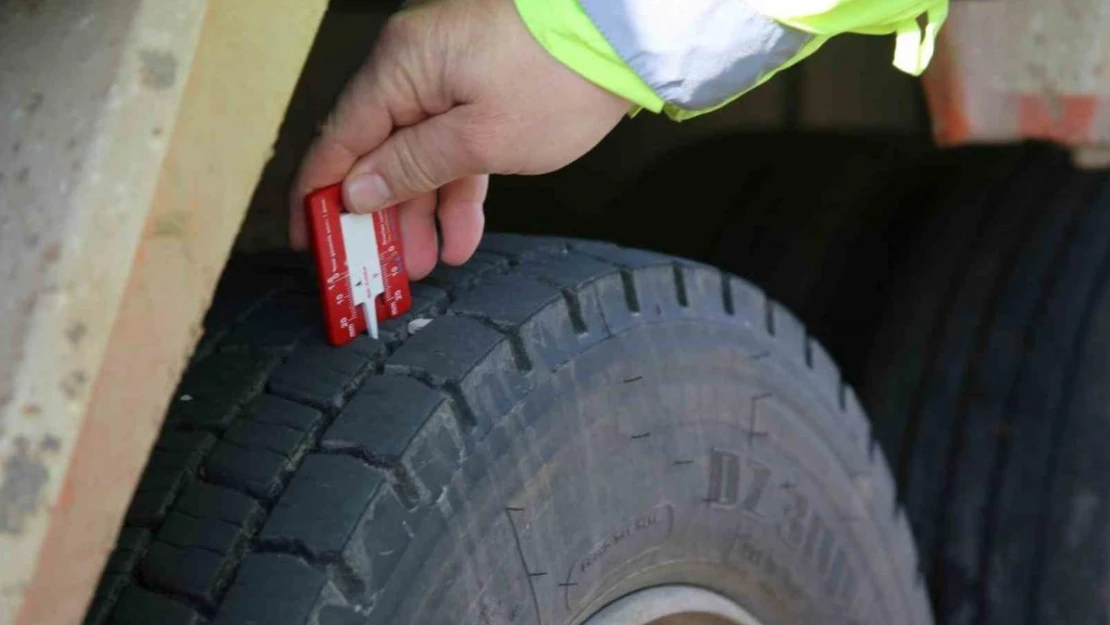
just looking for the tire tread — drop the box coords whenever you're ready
[86,236,930,625]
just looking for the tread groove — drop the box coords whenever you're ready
[890,165,1021,494]
[928,158,1073,618]
[672,264,689,308]
[859,148,1110,625]
[382,367,479,433]
[890,159,1024,533]
[1024,189,1110,625]
[447,388,479,432]
[619,269,641,313]
[252,539,365,600]
[314,445,422,509]
[133,575,215,620]
[195,477,266,508]
[720,272,735,316]
[561,289,589,335]
[974,174,1095,624]
[448,312,535,374]
[506,333,534,374]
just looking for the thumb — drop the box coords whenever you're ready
[342,107,485,213]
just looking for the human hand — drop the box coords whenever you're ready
[290,0,631,279]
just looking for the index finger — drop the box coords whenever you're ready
[288,60,400,248]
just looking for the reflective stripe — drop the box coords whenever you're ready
[579,0,813,110]
[745,0,949,75]
[514,0,666,115]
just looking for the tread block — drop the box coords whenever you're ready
[385,316,532,439]
[145,432,216,477]
[202,263,287,331]
[231,251,316,283]
[410,282,452,314]
[446,422,515,513]
[158,512,247,556]
[559,237,619,253]
[268,335,386,411]
[194,264,289,359]
[889,509,922,593]
[141,451,202,477]
[204,443,291,500]
[324,377,448,460]
[566,244,686,329]
[678,263,730,319]
[378,283,450,343]
[155,430,219,454]
[140,541,228,606]
[221,293,320,354]
[516,253,616,341]
[385,315,503,384]
[84,573,129,625]
[219,249,314,277]
[261,454,383,557]
[314,605,365,625]
[453,336,535,428]
[93,572,130,600]
[103,550,141,579]
[450,275,561,327]
[111,586,204,625]
[124,470,187,526]
[323,377,463,502]
[592,272,642,335]
[241,394,324,433]
[728,276,768,323]
[117,526,150,550]
[174,482,263,528]
[103,528,150,575]
[303,582,361,625]
[214,553,328,625]
[478,233,568,261]
[805,336,843,413]
[451,275,583,370]
[628,264,688,322]
[838,385,872,454]
[424,251,508,294]
[397,406,463,504]
[767,300,807,360]
[516,253,616,290]
[167,351,278,431]
[340,488,419,602]
[225,420,314,463]
[571,241,672,270]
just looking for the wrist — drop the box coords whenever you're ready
[512,0,662,117]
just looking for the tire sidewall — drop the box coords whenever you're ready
[374,321,913,625]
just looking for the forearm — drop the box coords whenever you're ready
[515,0,948,121]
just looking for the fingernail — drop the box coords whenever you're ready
[346,173,392,212]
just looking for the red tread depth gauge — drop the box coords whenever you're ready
[305,184,412,347]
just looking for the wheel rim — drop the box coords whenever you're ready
[580,586,766,625]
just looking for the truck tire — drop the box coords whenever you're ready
[862,143,1110,625]
[590,132,930,384]
[84,235,931,625]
